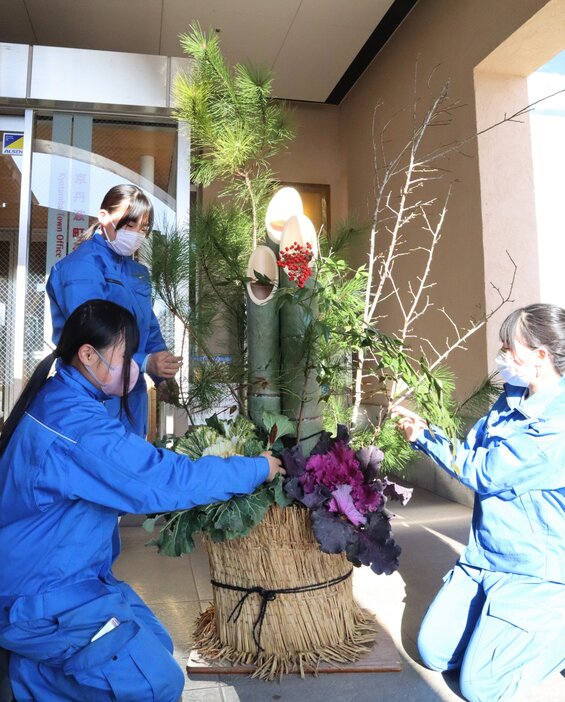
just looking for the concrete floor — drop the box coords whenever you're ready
[114,487,565,702]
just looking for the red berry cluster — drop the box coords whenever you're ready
[277,242,313,287]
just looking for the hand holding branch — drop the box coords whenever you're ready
[147,351,183,379]
[391,405,428,443]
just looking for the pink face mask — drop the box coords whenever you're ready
[84,348,139,396]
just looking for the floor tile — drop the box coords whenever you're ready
[182,686,223,701]
[114,549,199,603]
[114,487,565,702]
[150,600,202,652]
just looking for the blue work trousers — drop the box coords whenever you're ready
[3,582,184,702]
[418,563,565,702]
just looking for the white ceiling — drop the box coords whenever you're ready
[0,0,408,103]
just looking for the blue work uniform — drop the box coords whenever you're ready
[414,380,565,702]
[46,233,167,436]
[0,364,269,701]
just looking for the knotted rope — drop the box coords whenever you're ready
[211,569,353,653]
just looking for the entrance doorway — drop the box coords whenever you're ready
[0,115,24,424]
[0,111,190,433]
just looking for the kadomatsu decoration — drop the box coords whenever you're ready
[142,22,408,681]
[143,22,512,681]
[144,416,407,679]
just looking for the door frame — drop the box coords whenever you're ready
[0,112,32,408]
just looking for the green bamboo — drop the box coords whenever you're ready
[246,246,281,428]
[278,214,324,455]
[279,268,323,456]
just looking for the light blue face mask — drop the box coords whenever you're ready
[83,347,140,396]
[495,350,533,388]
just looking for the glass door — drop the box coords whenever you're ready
[27,113,189,439]
[0,116,25,425]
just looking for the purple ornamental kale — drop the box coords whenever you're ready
[281,443,307,478]
[379,477,413,506]
[301,442,361,493]
[283,476,305,502]
[345,511,401,575]
[328,485,367,526]
[301,442,382,518]
[302,484,332,509]
[356,445,384,482]
[281,427,406,576]
[309,424,350,457]
[311,509,357,554]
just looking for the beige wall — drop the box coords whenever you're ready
[270,102,346,225]
[200,0,564,404]
[338,0,555,400]
[474,0,565,370]
[474,72,540,368]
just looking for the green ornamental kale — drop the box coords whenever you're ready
[144,414,294,556]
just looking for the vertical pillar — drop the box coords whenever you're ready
[67,115,92,253]
[13,109,33,400]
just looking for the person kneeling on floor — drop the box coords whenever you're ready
[0,299,284,702]
[394,303,565,702]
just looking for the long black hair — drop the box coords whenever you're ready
[0,299,140,456]
[500,303,565,374]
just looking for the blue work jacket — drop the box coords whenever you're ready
[0,364,269,599]
[46,233,167,436]
[415,379,565,583]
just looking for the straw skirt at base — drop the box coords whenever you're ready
[193,504,375,680]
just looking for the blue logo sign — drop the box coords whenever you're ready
[2,133,24,155]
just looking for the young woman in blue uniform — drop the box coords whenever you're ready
[0,299,284,702]
[47,184,182,437]
[394,303,565,702]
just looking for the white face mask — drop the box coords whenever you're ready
[495,350,533,387]
[104,227,145,257]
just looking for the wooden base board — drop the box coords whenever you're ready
[186,622,402,676]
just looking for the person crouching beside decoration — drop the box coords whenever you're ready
[393,303,565,702]
[0,299,284,702]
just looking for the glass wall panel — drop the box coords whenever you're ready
[26,113,179,383]
[0,122,23,424]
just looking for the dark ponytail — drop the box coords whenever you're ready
[0,299,139,456]
[0,352,58,455]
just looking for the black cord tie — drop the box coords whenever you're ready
[211,569,353,653]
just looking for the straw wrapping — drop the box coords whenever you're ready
[192,505,377,680]
[213,568,353,652]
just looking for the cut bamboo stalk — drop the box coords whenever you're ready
[279,215,323,455]
[265,187,303,245]
[279,212,319,258]
[246,245,281,427]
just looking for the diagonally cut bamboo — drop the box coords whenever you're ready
[246,246,281,426]
[280,212,319,258]
[265,187,303,245]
